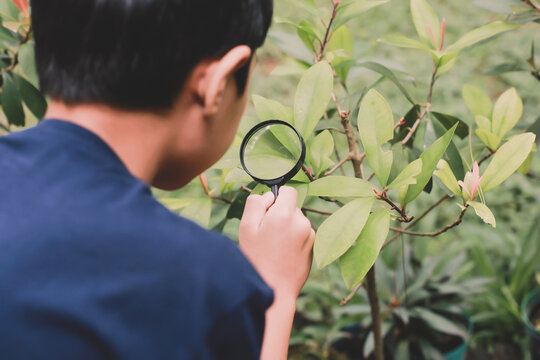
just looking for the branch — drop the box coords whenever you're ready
[324,153,352,176]
[366,268,384,360]
[375,190,414,223]
[316,1,339,61]
[407,194,450,229]
[340,280,364,306]
[527,172,540,181]
[302,164,316,181]
[389,204,468,237]
[302,206,333,216]
[478,150,495,165]
[401,65,437,146]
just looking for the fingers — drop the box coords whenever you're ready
[240,192,275,234]
[273,186,298,215]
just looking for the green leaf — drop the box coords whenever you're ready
[181,198,212,228]
[411,308,467,338]
[160,198,195,211]
[1,72,25,126]
[434,159,461,196]
[480,133,536,192]
[468,201,496,228]
[357,61,416,105]
[315,197,375,268]
[252,95,293,123]
[294,61,334,139]
[492,87,523,138]
[309,130,335,176]
[402,124,457,204]
[483,62,528,75]
[431,111,469,139]
[432,118,465,180]
[517,150,533,175]
[378,33,430,51]
[14,74,47,119]
[297,20,320,53]
[446,21,521,53]
[339,209,390,288]
[18,42,39,86]
[327,25,353,82]
[387,159,422,189]
[475,115,491,131]
[433,51,458,75]
[333,0,389,30]
[475,129,501,151]
[308,176,373,198]
[357,89,394,186]
[410,0,441,47]
[463,84,492,119]
[290,182,309,207]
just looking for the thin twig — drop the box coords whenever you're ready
[527,173,540,181]
[240,186,252,193]
[324,153,352,176]
[302,164,315,181]
[389,205,468,237]
[401,65,437,146]
[302,206,333,216]
[407,194,450,229]
[478,150,495,165]
[316,1,339,61]
[375,191,414,223]
[340,280,364,306]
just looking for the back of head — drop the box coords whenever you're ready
[30,0,273,111]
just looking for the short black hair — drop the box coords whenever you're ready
[30,0,273,110]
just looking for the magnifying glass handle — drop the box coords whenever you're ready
[271,185,279,200]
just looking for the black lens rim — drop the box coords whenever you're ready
[240,119,306,187]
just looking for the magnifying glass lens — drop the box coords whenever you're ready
[243,123,302,180]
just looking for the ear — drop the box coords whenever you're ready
[197,45,252,117]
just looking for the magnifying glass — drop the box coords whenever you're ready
[240,119,306,199]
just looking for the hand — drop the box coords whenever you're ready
[239,186,315,302]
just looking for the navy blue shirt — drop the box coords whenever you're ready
[0,119,273,359]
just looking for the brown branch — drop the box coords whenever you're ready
[401,65,437,146]
[302,164,316,181]
[240,186,252,193]
[340,280,364,306]
[376,192,414,223]
[407,194,450,229]
[527,172,540,181]
[389,205,468,237]
[316,1,339,62]
[478,150,495,165]
[302,206,333,216]
[367,268,384,360]
[324,153,352,176]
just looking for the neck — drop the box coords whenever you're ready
[45,101,172,185]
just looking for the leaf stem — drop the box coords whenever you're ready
[401,65,437,146]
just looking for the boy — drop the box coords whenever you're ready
[0,0,315,359]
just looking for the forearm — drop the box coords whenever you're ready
[260,294,297,360]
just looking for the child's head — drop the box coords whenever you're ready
[31,0,273,110]
[31,0,273,189]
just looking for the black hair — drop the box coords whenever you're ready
[30,0,273,110]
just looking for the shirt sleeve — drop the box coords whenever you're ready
[205,290,273,360]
